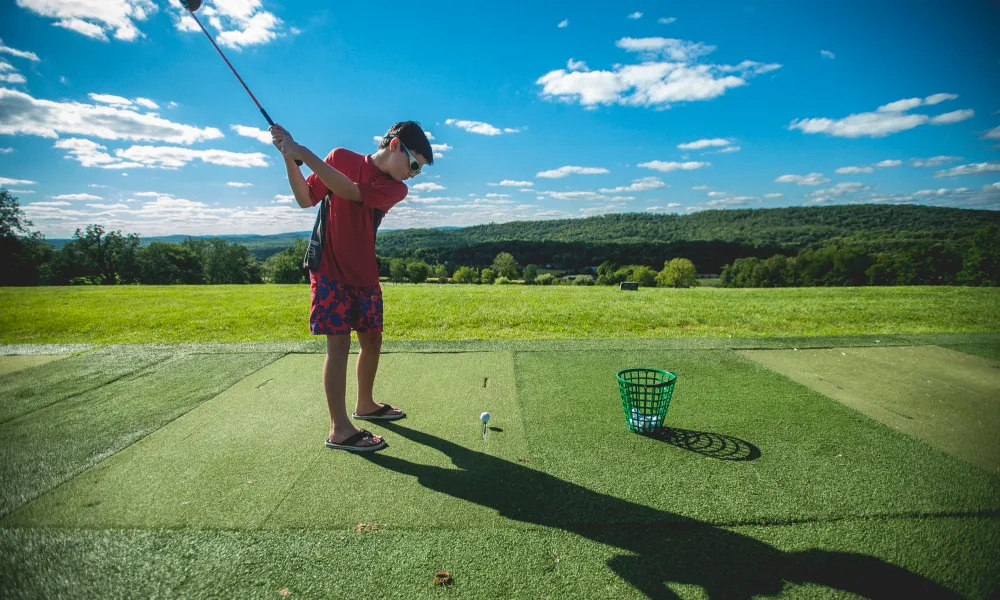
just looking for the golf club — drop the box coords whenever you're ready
[180,0,301,165]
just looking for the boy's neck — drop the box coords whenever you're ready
[370,148,391,173]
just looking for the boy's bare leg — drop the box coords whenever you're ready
[355,331,382,414]
[325,333,382,445]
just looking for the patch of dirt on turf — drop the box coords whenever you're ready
[434,571,453,585]
[354,522,379,534]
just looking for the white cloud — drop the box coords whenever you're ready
[598,176,666,193]
[0,147,12,153]
[934,162,1000,177]
[489,180,533,187]
[537,190,604,200]
[171,0,285,50]
[89,93,133,107]
[677,138,730,150]
[227,182,252,187]
[692,185,709,190]
[835,166,874,174]
[924,93,959,105]
[231,124,271,144]
[0,41,41,62]
[17,0,158,42]
[713,145,741,154]
[30,201,69,206]
[875,159,902,168]
[627,11,643,19]
[774,173,830,186]
[0,74,27,84]
[910,156,962,167]
[982,126,1000,141]
[929,109,974,125]
[615,37,716,61]
[805,182,870,198]
[52,193,102,201]
[878,98,923,113]
[820,50,835,59]
[707,191,726,197]
[134,97,158,110]
[54,138,269,169]
[637,160,709,172]
[537,37,780,109]
[763,193,783,198]
[273,194,294,204]
[536,165,610,178]
[0,177,36,185]
[558,19,568,28]
[658,17,676,24]
[431,143,451,156]
[790,93,969,138]
[0,88,223,144]
[411,182,445,192]
[703,196,755,208]
[445,119,519,136]
[114,145,269,169]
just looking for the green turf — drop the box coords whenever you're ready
[0,355,65,376]
[3,353,528,530]
[511,349,1000,524]
[2,339,999,598]
[739,346,1000,475]
[1,285,998,343]
[0,352,282,517]
[2,516,998,599]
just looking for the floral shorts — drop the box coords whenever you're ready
[309,274,383,335]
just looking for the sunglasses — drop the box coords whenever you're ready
[396,138,422,175]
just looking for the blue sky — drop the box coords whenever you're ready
[1,0,998,238]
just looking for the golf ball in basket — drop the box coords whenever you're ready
[480,412,491,423]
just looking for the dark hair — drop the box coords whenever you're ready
[379,121,434,165]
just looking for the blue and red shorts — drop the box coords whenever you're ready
[309,273,383,335]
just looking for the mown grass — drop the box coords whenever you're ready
[0,284,997,344]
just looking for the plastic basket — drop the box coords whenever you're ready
[616,368,677,433]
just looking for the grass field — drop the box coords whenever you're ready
[2,286,999,598]
[1,336,999,599]
[1,284,998,343]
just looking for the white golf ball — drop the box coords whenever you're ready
[480,412,491,423]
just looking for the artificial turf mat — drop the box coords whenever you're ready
[1,515,998,599]
[0,352,283,517]
[511,349,1000,525]
[3,339,1000,599]
[4,352,528,530]
[739,346,1000,475]
[0,355,65,377]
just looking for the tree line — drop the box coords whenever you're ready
[2,189,996,287]
[719,230,998,287]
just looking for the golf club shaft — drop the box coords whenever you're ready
[188,11,302,165]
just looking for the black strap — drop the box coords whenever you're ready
[303,193,385,271]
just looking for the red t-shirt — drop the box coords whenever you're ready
[306,148,408,286]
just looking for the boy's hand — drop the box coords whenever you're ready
[269,124,302,161]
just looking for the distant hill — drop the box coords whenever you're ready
[42,205,999,268]
[375,204,999,254]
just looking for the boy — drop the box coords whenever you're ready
[270,122,433,452]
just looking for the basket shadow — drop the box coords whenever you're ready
[642,427,761,461]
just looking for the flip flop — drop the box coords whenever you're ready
[325,429,387,452]
[352,404,406,421]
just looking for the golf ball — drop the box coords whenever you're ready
[480,412,491,423]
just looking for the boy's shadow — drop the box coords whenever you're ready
[364,422,961,600]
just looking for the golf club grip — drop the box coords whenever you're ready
[262,109,303,166]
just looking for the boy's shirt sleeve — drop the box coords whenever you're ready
[359,178,408,211]
[305,149,338,207]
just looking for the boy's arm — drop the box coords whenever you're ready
[283,157,313,209]
[297,146,363,204]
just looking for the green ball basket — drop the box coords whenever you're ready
[616,368,677,433]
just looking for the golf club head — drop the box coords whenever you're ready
[181,0,203,12]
